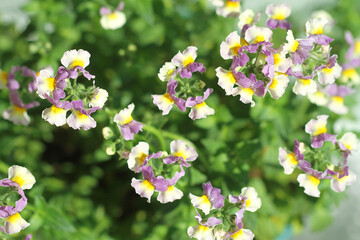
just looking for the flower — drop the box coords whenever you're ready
[187,214,222,240]
[325,84,354,115]
[152,93,175,115]
[89,88,109,108]
[282,30,314,65]
[244,26,272,45]
[338,132,358,152]
[215,0,241,18]
[297,173,321,197]
[265,4,291,30]
[163,140,198,167]
[292,78,317,96]
[42,96,72,127]
[171,46,206,79]
[330,170,356,193]
[278,147,298,175]
[189,182,225,215]
[61,49,91,70]
[131,165,167,203]
[268,73,289,99]
[305,115,337,148]
[220,31,243,60]
[113,103,143,140]
[8,165,36,190]
[239,187,261,212]
[157,165,185,203]
[186,89,215,120]
[317,55,342,85]
[232,73,265,107]
[308,88,329,106]
[166,79,187,112]
[216,67,237,95]
[127,142,150,172]
[100,2,126,30]
[158,62,176,82]
[305,18,333,45]
[36,67,62,99]
[66,100,98,130]
[238,9,260,32]
[0,208,30,234]
[345,31,360,60]
[340,63,360,85]
[229,228,254,240]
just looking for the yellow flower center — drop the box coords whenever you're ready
[311,26,323,35]
[355,41,360,54]
[242,87,254,95]
[13,105,26,114]
[254,35,265,43]
[225,1,240,8]
[322,67,333,74]
[47,77,56,91]
[198,225,210,232]
[69,59,85,69]
[174,151,187,160]
[6,213,21,224]
[290,40,299,52]
[11,175,25,188]
[301,79,312,85]
[269,78,278,89]
[272,10,286,20]
[195,102,207,109]
[163,93,174,103]
[120,115,133,125]
[142,179,155,191]
[245,199,251,208]
[332,96,344,104]
[314,125,327,136]
[342,68,357,78]
[51,105,65,114]
[287,153,298,165]
[108,12,118,20]
[245,17,253,24]
[273,53,281,67]
[199,195,211,206]
[308,175,320,186]
[226,71,237,84]
[1,71,7,83]
[75,110,89,120]
[183,56,194,67]
[231,229,244,239]
[138,153,148,164]
[230,43,242,56]
[167,69,174,77]
[167,185,174,192]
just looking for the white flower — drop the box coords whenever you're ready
[158,62,176,82]
[308,90,328,106]
[297,174,321,197]
[89,88,109,108]
[293,78,317,96]
[305,18,329,36]
[42,105,68,127]
[152,93,174,115]
[229,228,255,240]
[157,185,183,203]
[2,106,30,126]
[188,224,214,240]
[318,63,342,85]
[114,103,135,126]
[268,73,290,99]
[61,49,91,69]
[4,213,30,234]
[8,165,36,190]
[100,11,126,30]
[127,142,149,172]
[283,30,299,54]
[238,9,255,30]
[36,68,56,99]
[188,102,215,120]
[220,31,242,60]
[305,115,328,136]
[232,87,255,107]
[172,46,198,67]
[241,187,261,212]
[189,193,212,215]
[244,26,272,45]
[216,67,237,95]
[278,147,298,175]
[331,171,357,192]
[339,132,358,151]
[327,96,348,115]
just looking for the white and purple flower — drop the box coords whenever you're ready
[189,182,225,215]
[186,89,215,120]
[171,46,206,79]
[163,140,198,167]
[100,2,126,30]
[114,103,143,140]
[265,4,291,30]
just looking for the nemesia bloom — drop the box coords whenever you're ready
[325,84,354,115]
[317,55,342,85]
[152,93,175,115]
[305,115,336,148]
[127,141,149,172]
[163,139,198,167]
[166,79,187,112]
[305,18,333,45]
[244,26,272,45]
[36,68,59,99]
[338,132,358,152]
[238,9,260,32]
[340,66,360,85]
[189,182,225,215]
[8,165,36,190]
[216,67,237,95]
[308,89,329,106]
[229,228,254,240]
[100,2,126,30]
[220,31,243,60]
[268,73,289,99]
[157,166,185,203]
[131,165,167,203]
[345,31,360,60]
[232,73,265,107]
[215,0,241,18]
[42,97,72,127]
[171,46,206,79]
[278,147,298,175]
[297,173,321,197]
[292,78,317,96]
[282,30,314,65]
[265,4,291,30]
[89,88,109,108]
[113,103,143,140]
[187,215,222,240]
[66,100,98,130]
[61,49,91,70]
[158,62,176,82]
[330,170,356,193]
[186,89,215,120]
[0,208,30,234]
[240,187,261,212]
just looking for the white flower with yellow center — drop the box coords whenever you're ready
[283,30,300,54]
[241,187,261,212]
[61,49,90,69]
[8,165,36,190]
[131,178,155,203]
[67,109,96,130]
[318,63,342,85]
[230,228,255,240]
[216,67,237,95]
[0,69,8,89]
[293,78,317,96]
[278,148,298,175]
[100,11,126,30]
[268,73,290,99]
[188,224,214,240]
[305,115,328,137]
[127,142,149,172]
[340,68,360,85]
[238,9,255,30]
[220,31,243,60]
[89,88,109,108]
[36,68,56,99]
[308,90,329,106]
[339,132,358,151]
[244,26,273,45]
[152,93,174,115]
[327,95,348,114]
[158,62,176,82]
[172,46,197,67]
[232,87,255,107]
[189,102,215,120]
[189,194,212,215]
[305,18,328,36]
[331,171,357,193]
[42,105,69,127]
[114,103,135,126]
[216,0,241,18]
[297,173,321,197]
[4,212,30,234]
[157,185,183,204]
[2,105,30,126]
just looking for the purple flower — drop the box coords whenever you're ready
[265,4,291,30]
[21,66,37,93]
[305,18,333,45]
[167,79,186,112]
[189,181,225,215]
[163,140,198,167]
[283,30,314,65]
[185,88,215,120]
[171,46,206,79]
[131,165,167,203]
[114,103,143,140]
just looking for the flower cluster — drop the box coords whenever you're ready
[131,140,197,203]
[188,182,261,240]
[0,165,36,235]
[99,1,126,30]
[1,66,39,125]
[37,49,108,130]
[279,115,358,197]
[153,46,215,120]
[216,5,355,113]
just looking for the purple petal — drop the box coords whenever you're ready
[100,7,112,15]
[311,133,337,148]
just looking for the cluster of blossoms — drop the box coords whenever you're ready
[215,4,355,114]
[99,1,126,30]
[130,140,197,203]
[36,49,108,130]
[279,115,358,197]
[0,165,35,236]
[1,66,39,125]
[188,182,261,240]
[153,46,215,120]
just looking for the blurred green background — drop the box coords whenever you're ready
[1,0,360,239]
